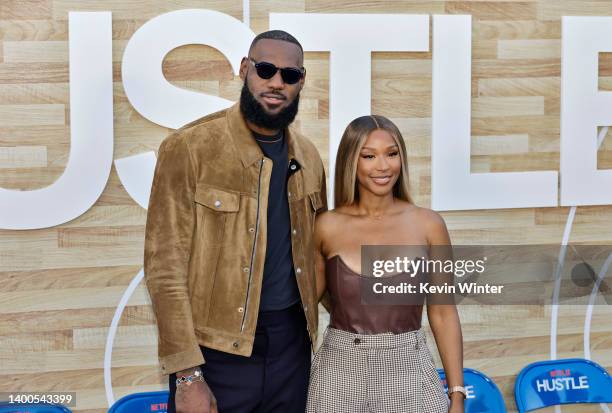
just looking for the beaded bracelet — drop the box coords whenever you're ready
[176,368,204,387]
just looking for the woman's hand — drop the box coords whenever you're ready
[448,392,465,413]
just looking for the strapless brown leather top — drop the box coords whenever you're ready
[326,255,424,335]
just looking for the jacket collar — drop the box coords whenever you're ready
[226,102,306,169]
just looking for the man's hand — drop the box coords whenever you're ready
[175,369,218,413]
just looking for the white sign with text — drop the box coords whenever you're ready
[1,12,611,229]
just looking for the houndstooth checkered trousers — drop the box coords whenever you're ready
[306,327,449,413]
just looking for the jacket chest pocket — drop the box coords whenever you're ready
[308,191,324,228]
[194,185,240,247]
[301,190,323,245]
[308,191,324,214]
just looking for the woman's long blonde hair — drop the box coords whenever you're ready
[334,115,412,207]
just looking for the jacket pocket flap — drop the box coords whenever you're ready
[308,191,323,212]
[194,185,240,212]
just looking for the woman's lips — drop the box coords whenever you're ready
[371,176,392,185]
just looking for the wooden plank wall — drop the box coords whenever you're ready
[1,1,611,411]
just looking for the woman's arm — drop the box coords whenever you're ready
[314,211,328,302]
[424,210,465,411]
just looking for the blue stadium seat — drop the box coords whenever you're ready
[515,358,612,413]
[108,390,169,413]
[0,403,72,413]
[438,367,507,412]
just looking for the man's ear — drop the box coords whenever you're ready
[298,67,306,90]
[239,57,248,81]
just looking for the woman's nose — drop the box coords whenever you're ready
[376,156,390,170]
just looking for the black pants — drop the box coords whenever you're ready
[168,302,311,413]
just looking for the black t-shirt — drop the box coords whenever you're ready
[252,129,301,311]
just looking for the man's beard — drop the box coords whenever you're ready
[240,81,300,131]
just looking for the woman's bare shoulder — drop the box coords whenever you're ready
[410,205,446,226]
[315,208,352,236]
[408,205,450,244]
[316,208,348,225]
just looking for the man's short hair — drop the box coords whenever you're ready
[248,30,304,56]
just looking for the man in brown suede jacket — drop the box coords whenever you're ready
[144,30,326,413]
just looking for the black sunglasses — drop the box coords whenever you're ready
[248,58,305,85]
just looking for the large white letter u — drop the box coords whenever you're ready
[0,12,114,230]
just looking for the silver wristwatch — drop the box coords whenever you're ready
[176,367,204,386]
[448,385,467,399]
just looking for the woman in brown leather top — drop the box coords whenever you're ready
[306,115,464,413]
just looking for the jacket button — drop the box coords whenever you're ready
[288,191,292,197]
[296,267,302,274]
[243,267,249,273]
[354,338,361,345]
[238,307,244,313]
[214,200,221,208]
[303,305,308,313]
[290,164,297,171]
[233,341,239,348]
[292,229,297,235]
[248,227,255,233]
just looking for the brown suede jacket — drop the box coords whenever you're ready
[144,103,327,375]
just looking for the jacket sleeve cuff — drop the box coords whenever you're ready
[159,347,206,375]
